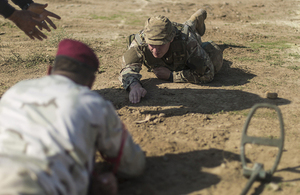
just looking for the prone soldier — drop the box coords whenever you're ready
[119,9,223,103]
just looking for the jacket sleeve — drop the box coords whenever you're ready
[173,32,215,84]
[11,0,34,10]
[0,0,34,18]
[0,0,16,18]
[119,41,144,90]
[95,100,145,177]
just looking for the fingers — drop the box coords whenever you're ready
[34,28,47,40]
[31,3,61,20]
[28,10,41,19]
[25,27,47,41]
[141,89,147,98]
[45,10,61,20]
[31,20,48,39]
[129,90,141,104]
[129,92,139,104]
[38,10,60,29]
[129,88,147,104]
[28,3,61,30]
[38,20,51,32]
[45,17,57,29]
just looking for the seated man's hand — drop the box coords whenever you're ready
[153,66,171,80]
[28,3,61,31]
[90,172,117,195]
[129,82,147,104]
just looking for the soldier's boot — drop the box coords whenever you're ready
[202,41,223,73]
[189,9,207,36]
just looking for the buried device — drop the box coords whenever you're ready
[240,103,284,195]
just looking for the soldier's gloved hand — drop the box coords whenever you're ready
[153,67,172,80]
[129,82,147,104]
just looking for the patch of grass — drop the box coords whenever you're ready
[251,81,267,87]
[265,53,284,66]
[24,53,54,68]
[289,53,300,59]
[0,42,9,48]
[127,19,143,26]
[228,110,249,117]
[46,28,73,47]
[0,22,16,28]
[233,56,264,62]
[250,40,291,51]
[90,14,123,20]
[98,66,106,74]
[0,51,54,68]
[269,60,284,66]
[76,38,92,47]
[252,110,278,120]
[287,65,300,70]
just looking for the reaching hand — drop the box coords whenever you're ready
[129,82,147,104]
[8,10,47,40]
[153,66,172,80]
[28,3,61,30]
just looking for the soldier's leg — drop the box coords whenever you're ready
[185,9,207,36]
[201,41,223,73]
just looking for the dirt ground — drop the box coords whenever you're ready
[1,0,300,194]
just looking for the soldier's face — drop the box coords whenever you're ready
[148,42,171,58]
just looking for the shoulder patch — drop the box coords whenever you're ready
[123,47,142,65]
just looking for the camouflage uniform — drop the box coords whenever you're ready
[119,16,223,90]
[0,75,145,195]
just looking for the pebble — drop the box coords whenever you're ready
[159,113,165,117]
[266,92,278,99]
[269,182,280,191]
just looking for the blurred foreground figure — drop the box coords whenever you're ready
[0,0,61,40]
[0,39,145,195]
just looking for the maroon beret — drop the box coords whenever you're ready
[56,39,99,71]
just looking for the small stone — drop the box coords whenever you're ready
[266,92,278,99]
[163,7,170,13]
[159,113,166,117]
[268,182,281,191]
[221,163,227,168]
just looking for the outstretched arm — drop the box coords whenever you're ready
[3,1,61,40]
[119,42,147,103]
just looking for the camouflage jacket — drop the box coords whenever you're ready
[119,23,215,90]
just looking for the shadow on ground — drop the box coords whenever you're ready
[96,45,290,115]
[114,148,243,195]
[96,82,291,116]
[212,43,256,87]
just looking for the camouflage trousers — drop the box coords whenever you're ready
[185,20,223,74]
